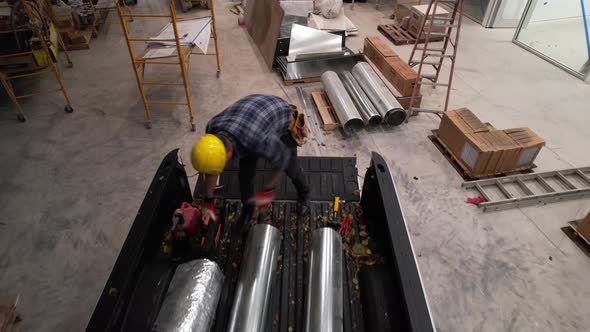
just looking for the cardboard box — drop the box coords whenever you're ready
[459,132,494,175]
[456,130,521,176]
[363,37,399,77]
[504,128,545,169]
[483,130,521,174]
[407,4,450,37]
[383,57,419,96]
[438,108,489,157]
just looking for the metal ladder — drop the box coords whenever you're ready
[463,167,590,212]
[407,0,465,116]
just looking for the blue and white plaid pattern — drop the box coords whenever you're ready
[206,94,292,170]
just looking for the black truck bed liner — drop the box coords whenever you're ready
[86,150,435,332]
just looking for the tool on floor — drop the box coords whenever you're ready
[407,0,465,116]
[462,167,590,212]
[338,214,351,236]
[333,196,340,219]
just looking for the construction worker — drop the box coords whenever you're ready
[191,94,310,224]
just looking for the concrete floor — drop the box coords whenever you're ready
[517,18,589,74]
[1,1,590,331]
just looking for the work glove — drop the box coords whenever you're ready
[201,197,217,222]
[248,188,276,208]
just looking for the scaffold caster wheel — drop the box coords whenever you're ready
[190,123,195,132]
[64,105,74,113]
[146,121,152,129]
[216,70,220,78]
[17,113,26,122]
[67,61,73,68]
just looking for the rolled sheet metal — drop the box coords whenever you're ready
[320,71,364,135]
[227,224,281,332]
[289,24,342,56]
[339,71,383,127]
[304,227,343,332]
[351,62,407,127]
[153,259,224,332]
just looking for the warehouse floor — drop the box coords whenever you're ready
[1,1,590,331]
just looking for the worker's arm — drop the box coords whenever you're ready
[204,174,218,198]
[249,136,290,207]
[202,174,219,221]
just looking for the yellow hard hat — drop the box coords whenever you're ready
[191,134,227,175]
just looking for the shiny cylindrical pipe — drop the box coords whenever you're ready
[227,224,281,332]
[321,71,365,135]
[154,259,224,332]
[304,227,343,332]
[339,71,383,127]
[351,62,407,127]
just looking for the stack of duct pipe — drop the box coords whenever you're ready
[304,227,343,332]
[351,62,407,127]
[320,71,364,135]
[153,259,224,332]
[339,71,383,127]
[227,224,281,332]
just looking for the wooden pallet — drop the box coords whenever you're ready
[378,23,444,46]
[568,219,590,247]
[563,220,590,258]
[429,130,535,181]
[310,90,341,131]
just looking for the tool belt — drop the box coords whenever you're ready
[288,104,309,146]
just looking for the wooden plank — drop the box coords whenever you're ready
[311,91,341,131]
[282,76,321,86]
[378,23,444,46]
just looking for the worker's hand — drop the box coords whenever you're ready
[248,188,276,208]
[201,198,217,222]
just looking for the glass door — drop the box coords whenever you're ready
[513,0,590,80]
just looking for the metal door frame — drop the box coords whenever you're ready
[512,0,589,80]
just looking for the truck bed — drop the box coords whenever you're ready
[86,150,435,332]
[212,201,365,332]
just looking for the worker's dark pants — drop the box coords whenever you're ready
[238,134,309,207]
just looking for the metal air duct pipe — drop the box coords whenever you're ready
[153,259,224,332]
[304,227,343,332]
[351,62,407,127]
[227,224,281,332]
[339,71,383,127]
[320,71,365,135]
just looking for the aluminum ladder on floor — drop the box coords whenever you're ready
[407,0,465,116]
[462,167,590,212]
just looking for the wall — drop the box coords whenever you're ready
[499,0,527,20]
[529,0,589,22]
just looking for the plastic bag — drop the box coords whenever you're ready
[316,0,342,19]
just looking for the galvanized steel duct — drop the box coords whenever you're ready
[153,259,224,332]
[227,224,281,332]
[320,71,365,135]
[304,227,343,332]
[339,71,383,127]
[351,62,407,127]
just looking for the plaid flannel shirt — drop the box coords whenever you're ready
[206,94,293,170]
